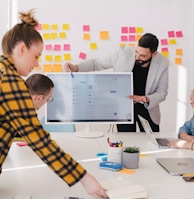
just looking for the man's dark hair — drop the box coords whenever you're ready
[26,73,54,96]
[138,33,159,53]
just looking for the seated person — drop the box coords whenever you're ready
[15,73,54,139]
[169,89,194,149]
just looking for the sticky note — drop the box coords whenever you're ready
[136,34,142,41]
[121,36,128,42]
[54,55,62,62]
[90,43,97,50]
[129,35,136,42]
[53,64,63,72]
[54,44,61,51]
[176,31,183,37]
[43,33,50,40]
[59,32,67,39]
[79,52,87,60]
[51,24,58,30]
[50,33,58,39]
[62,24,70,30]
[42,24,49,30]
[45,55,52,61]
[118,168,136,174]
[63,44,71,51]
[136,27,143,33]
[83,25,90,32]
[161,39,168,45]
[36,24,42,30]
[175,57,182,65]
[45,44,52,51]
[129,27,136,33]
[176,49,183,56]
[161,47,168,52]
[168,31,175,38]
[64,54,71,61]
[100,31,109,40]
[169,39,176,44]
[161,51,169,58]
[119,43,126,47]
[121,27,128,33]
[43,64,53,72]
[83,33,91,40]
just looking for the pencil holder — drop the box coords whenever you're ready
[107,146,123,163]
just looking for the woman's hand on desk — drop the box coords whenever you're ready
[80,173,108,198]
[168,139,193,150]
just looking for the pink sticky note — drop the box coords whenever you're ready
[121,36,128,41]
[79,52,87,59]
[45,44,52,51]
[36,24,42,30]
[168,31,175,38]
[161,39,168,45]
[161,47,168,52]
[176,31,183,37]
[64,44,70,51]
[121,27,128,33]
[129,27,136,33]
[129,35,136,42]
[54,45,61,51]
[83,25,90,32]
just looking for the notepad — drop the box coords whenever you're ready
[100,177,148,199]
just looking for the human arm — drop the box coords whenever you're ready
[178,117,194,141]
[169,140,194,150]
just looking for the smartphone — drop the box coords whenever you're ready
[182,176,194,182]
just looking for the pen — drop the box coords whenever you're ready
[70,70,74,78]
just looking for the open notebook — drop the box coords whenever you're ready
[138,115,177,148]
[100,177,148,199]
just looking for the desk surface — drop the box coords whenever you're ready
[1,132,194,199]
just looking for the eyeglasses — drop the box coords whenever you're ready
[47,96,54,103]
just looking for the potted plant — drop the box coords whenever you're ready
[122,146,140,169]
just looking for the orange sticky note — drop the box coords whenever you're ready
[176,49,183,56]
[43,64,53,72]
[100,31,109,40]
[118,168,136,174]
[53,64,63,72]
[83,33,91,40]
[175,57,182,65]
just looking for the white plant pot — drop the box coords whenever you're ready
[122,152,139,169]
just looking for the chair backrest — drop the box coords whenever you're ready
[40,116,76,132]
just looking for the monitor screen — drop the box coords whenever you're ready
[46,72,133,124]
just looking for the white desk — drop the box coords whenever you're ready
[1,132,194,199]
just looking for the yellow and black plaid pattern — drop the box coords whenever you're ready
[0,55,86,186]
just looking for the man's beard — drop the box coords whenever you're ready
[135,57,152,67]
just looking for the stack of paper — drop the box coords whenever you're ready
[100,177,148,199]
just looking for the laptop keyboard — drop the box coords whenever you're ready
[157,138,169,146]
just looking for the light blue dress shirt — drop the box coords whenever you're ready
[178,116,194,138]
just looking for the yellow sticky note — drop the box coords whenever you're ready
[62,24,70,30]
[83,33,91,40]
[59,32,67,39]
[43,64,53,73]
[136,27,143,33]
[54,55,62,62]
[119,43,126,47]
[43,33,50,40]
[100,31,109,40]
[50,33,58,39]
[176,49,183,56]
[53,64,63,72]
[51,24,58,30]
[175,57,182,65]
[45,55,52,61]
[90,43,97,50]
[64,54,71,61]
[42,24,49,30]
[169,39,176,44]
[161,51,169,58]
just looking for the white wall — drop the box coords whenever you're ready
[10,0,194,134]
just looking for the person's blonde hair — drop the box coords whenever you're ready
[2,9,43,55]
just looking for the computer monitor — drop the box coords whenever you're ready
[45,72,133,137]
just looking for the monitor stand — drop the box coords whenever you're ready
[74,124,105,138]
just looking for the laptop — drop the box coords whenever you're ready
[138,115,177,148]
[156,157,194,176]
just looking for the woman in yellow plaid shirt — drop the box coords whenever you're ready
[0,9,107,198]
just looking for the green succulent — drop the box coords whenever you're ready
[123,146,140,153]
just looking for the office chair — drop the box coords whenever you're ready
[40,116,76,132]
